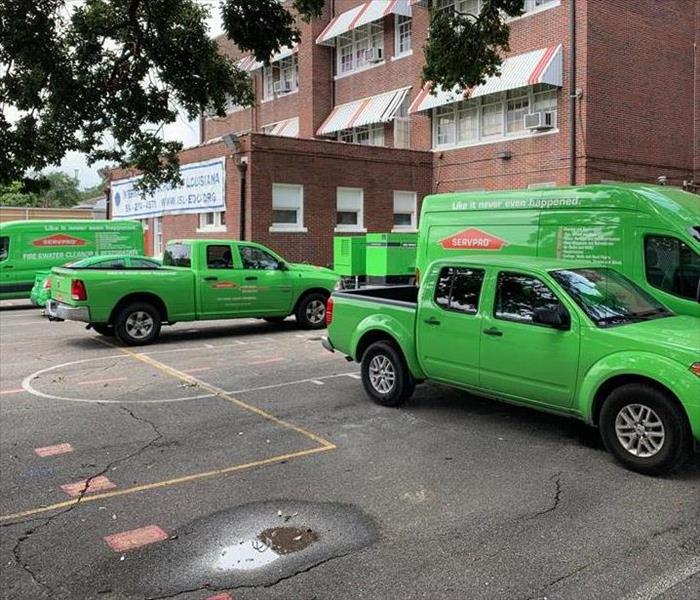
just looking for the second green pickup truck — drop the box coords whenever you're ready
[324,256,700,475]
[47,239,338,344]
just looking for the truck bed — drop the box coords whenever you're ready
[333,285,418,306]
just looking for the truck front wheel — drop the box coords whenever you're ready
[114,302,161,346]
[361,341,415,407]
[295,293,327,329]
[599,384,690,476]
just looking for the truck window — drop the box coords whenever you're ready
[645,236,700,301]
[93,258,126,269]
[434,267,485,314]
[239,246,280,270]
[163,243,191,267]
[129,258,159,269]
[495,272,565,324]
[0,236,8,261]
[206,245,233,269]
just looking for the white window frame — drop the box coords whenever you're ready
[335,21,384,77]
[153,217,163,258]
[197,211,227,233]
[262,54,299,101]
[436,0,560,19]
[335,187,365,233]
[393,96,411,149]
[432,86,558,149]
[270,183,306,232]
[392,191,418,232]
[394,14,412,58]
[337,123,385,146]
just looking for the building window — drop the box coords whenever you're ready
[393,96,411,149]
[395,15,412,57]
[263,54,299,100]
[393,191,417,230]
[436,0,482,18]
[336,22,384,75]
[153,217,163,257]
[271,183,305,231]
[337,123,385,146]
[198,211,226,232]
[432,86,558,148]
[336,187,364,232]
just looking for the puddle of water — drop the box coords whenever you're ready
[217,527,319,571]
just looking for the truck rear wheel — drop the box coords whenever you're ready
[295,293,327,329]
[360,341,414,407]
[91,324,114,337]
[114,302,161,346]
[599,383,690,476]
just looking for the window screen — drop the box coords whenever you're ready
[434,267,485,314]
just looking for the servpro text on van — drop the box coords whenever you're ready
[416,184,700,317]
[0,220,145,300]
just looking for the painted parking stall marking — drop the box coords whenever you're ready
[205,594,234,600]
[60,476,117,497]
[103,525,169,552]
[35,443,74,457]
[0,388,25,395]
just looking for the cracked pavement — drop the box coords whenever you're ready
[1,305,699,599]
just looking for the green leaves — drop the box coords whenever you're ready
[423,0,525,92]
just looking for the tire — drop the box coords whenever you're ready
[599,383,691,476]
[91,324,115,337]
[295,293,328,330]
[360,341,415,407]
[113,302,161,346]
[263,317,287,324]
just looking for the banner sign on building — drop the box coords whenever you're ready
[110,158,225,220]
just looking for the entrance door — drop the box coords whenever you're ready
[236,244,293,314]
[478,271,579,409]
[197,243,243,318]
[415,265,485,387]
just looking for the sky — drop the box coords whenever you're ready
[57,5,226,189]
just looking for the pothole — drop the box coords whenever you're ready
[80,500,377,597]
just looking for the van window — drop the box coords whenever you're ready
[494,272,565,324]
[434,267,485,314]
[163,243,191,267]
[0,236,8,261]
[206,245,233,269]
[645,236,700,301]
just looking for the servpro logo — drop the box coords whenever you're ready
[440,228,508,250]
[32,234,88,247]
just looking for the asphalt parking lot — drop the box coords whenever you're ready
[1,301,699,600]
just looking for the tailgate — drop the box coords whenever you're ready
[50,268,76,304]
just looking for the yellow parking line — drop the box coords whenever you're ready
[98,340,335,450]
[0,446,332,523]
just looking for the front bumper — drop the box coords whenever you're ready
[321,336,335,353]
[46,300,90,323]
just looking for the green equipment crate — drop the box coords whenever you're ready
[333,235,367,276]
[365,233,417,278]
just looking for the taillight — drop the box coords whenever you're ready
[325,297,334,326]
[71,279,87,301]
[43,277,52,290]
[690,363,700,377]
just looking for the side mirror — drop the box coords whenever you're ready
[533,306,570,330]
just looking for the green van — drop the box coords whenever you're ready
[417,184,700,317]
[0,220,145,300]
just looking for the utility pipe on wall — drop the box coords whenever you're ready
[569,0,577,186]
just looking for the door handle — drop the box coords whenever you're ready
[483,327,503,337]
[423,317,441,326]
[245,276,258,281]
[204,276,218,281]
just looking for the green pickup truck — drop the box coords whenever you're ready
[323,256,700,475]
[47,239,338,345]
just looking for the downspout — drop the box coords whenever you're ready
[569,0,577,185]
[237,159,248,241]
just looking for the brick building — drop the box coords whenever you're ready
[108,0,699,264]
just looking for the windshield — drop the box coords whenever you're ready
[551,268,672,327]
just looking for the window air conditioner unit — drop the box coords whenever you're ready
[273,80,292,94]
[524,111,555,130]
[366,47,384,63]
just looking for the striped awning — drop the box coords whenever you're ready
[317,87,411,136]
[316,0,412,46]
[236,45,298,72]
[409,45,563,113]
[263,117,299,138]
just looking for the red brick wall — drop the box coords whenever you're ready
[585,0,695,185]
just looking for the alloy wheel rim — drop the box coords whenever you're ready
[306,300,325,324]
[368,355,396,394]
[125,311,154,340]
[614,403,665,458]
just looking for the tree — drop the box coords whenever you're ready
[0,172,82,207]
[1,0,523,192]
